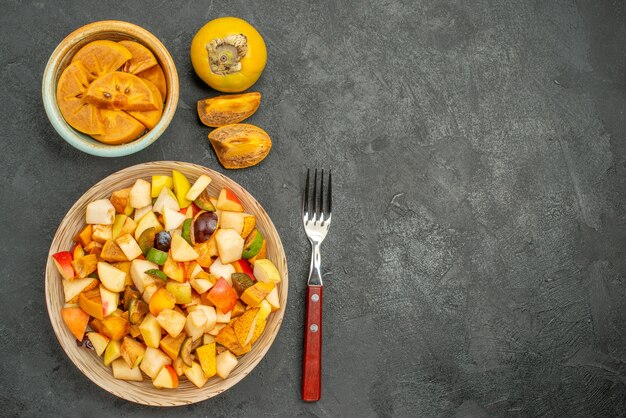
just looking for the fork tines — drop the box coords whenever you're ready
[303,169,332,224]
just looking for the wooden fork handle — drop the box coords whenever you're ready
[302,285,323,401]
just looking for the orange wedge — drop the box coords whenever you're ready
[126,79,163,129]
[136,64,167,100]
[92,109,146,145]
[56,61,103,135]
[84,72,160,111]
[71,40,132,80]
[118,40,158,74]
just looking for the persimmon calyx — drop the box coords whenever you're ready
[207,34,249,75]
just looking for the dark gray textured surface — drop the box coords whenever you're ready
[1,0,625,416]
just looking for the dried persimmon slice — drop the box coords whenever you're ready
[126,79,163,129]
[136,64,167,100]
[118,40,158,74]
[71,40,132,80]
[92,109,146,145]
[84,72,160,111]
[56,61,103,135]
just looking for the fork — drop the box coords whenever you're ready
[301,168,332,402]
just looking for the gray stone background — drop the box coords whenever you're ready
[0,0,624,416]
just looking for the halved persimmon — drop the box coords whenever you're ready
[92,109,146,145]
[126,79,163,129]
[71,40,132,80]
[56,61,103,135]
[118,41,158,74]
[136,64,167,100]
[84,72,160,111]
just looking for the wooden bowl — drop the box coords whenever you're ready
[42,21,179,157]
[45,162,288,406]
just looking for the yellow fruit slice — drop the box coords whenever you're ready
[56,61,103,135]
[208,123,272,169]
[84,72,160,111]
[136,64,167,100]
[92,109,146,145]
[197,92,261,127]
[71,40,132,80]
[126,79,163,129]
[118,40,158,74]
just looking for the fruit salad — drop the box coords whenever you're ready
[51,170,281,389]
[56,40,167,145]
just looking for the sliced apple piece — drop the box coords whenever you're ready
[140,347,172,379]
[162,253,184,282]
[130,259,158,293]
[190,276,214,294]
[100,239,128,262]
[170,234,199,262]
[112,358,143,381]
[134,211,163,240]
[166,281,192,304]
[52,251,75,281]
[156,308,186,338]
[103,339,122,366]
[139,313,162,348]
[86,199,115,225]
[216,350,238,379]
[130,179,152,208]
[151,175,173,198]
[185,175,212,201]
[187,304,217,334]
[163,207,187,231]
[120,336,146,368]
[97,262,126,292]
[216,188,243,212]
[183,361,208,388]
[86,332,110,356]
[62,277,98,303]
[253,259,281,283]
[91,224,112,243]
[172,170,192,208]
[115,233,143,260]
[133,205,153,222]
[266,286,280,312]
[220,211,255,238]
[99,284,119,317]
[152,186,179,214]
[153,364,179,388]
[110,188,131,214]
[215,229,245,264]
[61,306,90,341]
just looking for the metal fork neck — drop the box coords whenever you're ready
[307,241,323,286]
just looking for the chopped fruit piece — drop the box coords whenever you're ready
[62,277,98,303]
[146,247,168,265]
[216,188,243,212]
[215,308,231,324]
[186,175,213,201]
[208,323,227,337]
[253,259,281,283]
[140,347,172,379]
[220,211,255,238]
[128,297,149,325]
[91,224,112,243]
[203,334,216,345]
[101,315,130,341]
[75,224,93,247]
[247,239,266,264]
[154,231,172,252]
[170,234,199,262]
[139,313,162,348]
[162,253,184,282]
[215,228,245,264]
[266,286,280,312]
[52,251,75,281]
[217,346,242,377]
[130,179,152,208]
[85,72,160,111]
[163,207,186,231]
[194,189,216,212]
[111,214,127,239]
[84,241,103,257]
[183,361,208,388]
[196,343,217,378]
[159,332,187,361]
[97,261,127,292]
[231,300,247,318]
[115,234,143,260]
[56,61,102,135]
[149,288,176,316]
[242,229,263,259]
[172,170,192,208]
[133,205,153,222]
[166,281,192,304]
[156,308,186,338]
[151,175,173,198]
[181,218,193,245]
[60,307,90,341]
[110,188,131,214]
[209,256,236,284]
[100,284,119,317]
[190,276,214,294]
[232,259,256,280]
[153,186,179,214]
[240,281,275,308]
[100,239,128,262]
[103,339,122,366]
[86,332,110,356]
[121,336,146,368]
[134,211,163,240]
[153,364,179,388]
[112,358,143,381]
[207,278,238,314]
[185,310,208,341]
[79,289,103,320]
[231,272,254,296]
[233,308,259,346]
[71,243,85,260]
[145,269,167,282]
[86,199,115,225]
[130,259,158,293]
[257,299,272,322]
[71,40,132,80]
[137,226,156,255]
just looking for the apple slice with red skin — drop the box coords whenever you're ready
[216,188,243,212]
[52,251,75,281]
[153,364,179,388]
